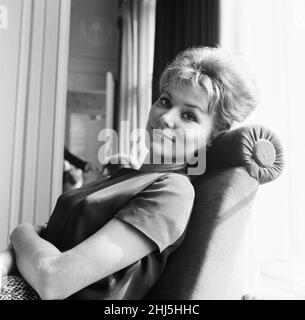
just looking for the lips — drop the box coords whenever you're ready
[150,127,174,142]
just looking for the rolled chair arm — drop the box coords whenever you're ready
[206,124,284,184]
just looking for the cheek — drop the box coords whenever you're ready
[145,107,158,147]
[146,109,156,128]
[150,103,165,120]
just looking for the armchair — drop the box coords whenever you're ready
[143,124,284,300]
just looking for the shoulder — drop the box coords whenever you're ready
[157,172,195,199]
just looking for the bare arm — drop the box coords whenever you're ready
[0,225,46,277]
[10,219,157,300]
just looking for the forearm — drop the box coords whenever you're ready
[0,225,46,277]
[10,223,61,298]
[10,219,157,300]
[40,218,158,299]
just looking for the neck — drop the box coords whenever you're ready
[138,150,187,173]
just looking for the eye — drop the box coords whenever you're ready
[182,111,197,122]
[159,97,171,107]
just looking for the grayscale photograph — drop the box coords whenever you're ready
[0,0,302,306]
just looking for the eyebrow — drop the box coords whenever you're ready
[163,90,205,113]
[185,103,204,113]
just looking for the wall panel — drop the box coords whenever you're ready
[0,0,70,249]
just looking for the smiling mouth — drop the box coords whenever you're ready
[151,128,175,142]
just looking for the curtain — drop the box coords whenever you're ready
[117,0,156,164]
[152,0,219,102]
[220,0,305,296]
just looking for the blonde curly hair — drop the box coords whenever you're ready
[159,46,259,141]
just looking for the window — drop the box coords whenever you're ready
[220,0,305,298]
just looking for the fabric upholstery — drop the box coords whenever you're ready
[144,167,258,300]
[206,124,284,184]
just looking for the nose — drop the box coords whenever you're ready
[159,109,177,129]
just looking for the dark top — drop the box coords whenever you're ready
[43,167,195,299]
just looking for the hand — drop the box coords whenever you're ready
[0,248,17,277]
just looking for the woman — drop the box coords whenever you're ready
[0,46,258,300]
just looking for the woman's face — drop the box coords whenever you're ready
[145,83,215,164]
